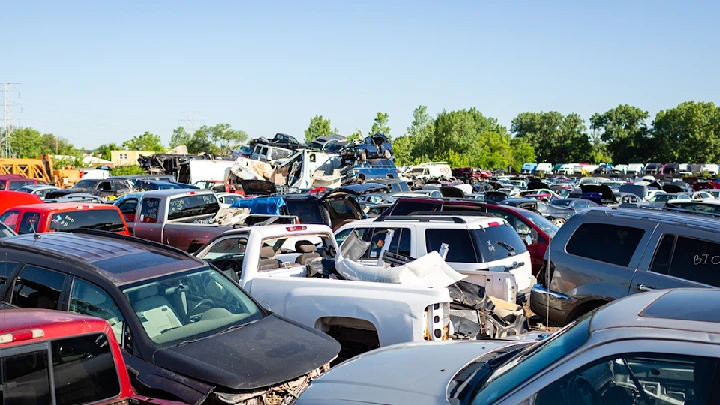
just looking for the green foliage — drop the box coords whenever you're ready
[6,127,83,161]
[370,112,391,137]
[589,105,651,163]
[346,129,362,142]
[53,156,83,170]
[169,127,192,149]
[511,111,592,163]
[391,135,417,166]
[652,101,720,163]
[208,123,248,154]
[123,132,165,152]
[94,143,120,161]
[510,138,536,172]
[110,165,147,176]
[304,115,334,143]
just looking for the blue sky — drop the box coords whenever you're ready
[3,1,719,149]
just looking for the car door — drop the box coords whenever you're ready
[117,198,139,225]
[495,340,720,405]
[631,229,720,294]
[5,265,70,310]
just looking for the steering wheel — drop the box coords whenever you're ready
[187,299,214,321]
[566,376,604,405]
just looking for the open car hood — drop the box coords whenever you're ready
[663,183,685,193]
[240,179,277,196]
[580,184,615,203]
[153,315,340,391]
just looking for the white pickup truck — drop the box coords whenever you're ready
[193,224,458,360]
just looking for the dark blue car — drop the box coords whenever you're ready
[136,180,200,191]
[355,133,393,160]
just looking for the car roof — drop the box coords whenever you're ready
[0,232,204,285]
[0,309,113,344]
[141,189,214,197]
[7,203,119,212]
[581,206,720,229]
[373,214,506,227]
[217,224,334,239]
[591,289,720,335]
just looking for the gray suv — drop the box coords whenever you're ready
[531,207,720,326]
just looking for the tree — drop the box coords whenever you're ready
[346,129,362,142]
[370,112,391,137]
[406,105,435,157]
[7,127,44,158]
[208,123,248,154]
[589,105,651,164]
[123,132,165,152]
[304,115,333,143]
[186,126,219,154]
[169,126,192,149]
[110,165,147,176]
[511,111,591,163]
[510,138,536,172]
[391,135,417,166]
[652,101,720,163]
[94,143,120,161]
[40,133,76,155]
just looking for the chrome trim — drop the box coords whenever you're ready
[531,283,571,300]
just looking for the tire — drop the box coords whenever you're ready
[359,150,368,161]
[383,149,392,159]
[551,217,566,226]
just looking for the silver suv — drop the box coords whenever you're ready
[532,206,720,326]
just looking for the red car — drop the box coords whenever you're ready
[0,190,43,215]
[0,174,40,191]
[0,203,129,235]
[384,197,557,275]
[0,308,185,404]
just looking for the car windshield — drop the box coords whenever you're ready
[122,266,263,347]
[651,194,674,202]
[520,209,558,238]
[469,313,592,405]
[550,199,572,207]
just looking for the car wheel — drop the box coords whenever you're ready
[383,149,392,159]
[552,217,566,226]
[359,150,368,161]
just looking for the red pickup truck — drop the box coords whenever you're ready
[0,190,43,214]
[0,308,185,405]
[0,174,40,191]
[0,203,129,235]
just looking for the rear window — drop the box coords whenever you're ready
[389,200,440,216]
[285,200,325,224]
[49,209,125,233]
[471,224,527,262]
[167,194,220,221]
[9,180,36,190]
[73,179,101,189]
[425,229,478,263]
[566,223,644,267]
[0,210,20,229]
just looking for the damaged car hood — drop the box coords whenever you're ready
[580,184,615,204]
[296,341,513,405]
[153,314,340,391]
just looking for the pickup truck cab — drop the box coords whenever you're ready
[0,309,183,405]
[0,231,339,404]
[129,189,295,252]
[0,203,129,235]
[0,174,40,191]
[0,190,43,214]
[194,224,456,361]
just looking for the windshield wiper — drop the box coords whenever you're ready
[449,345,525,405]
[496,241,515,255]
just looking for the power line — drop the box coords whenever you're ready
[178,110,204,134]
[2,83,21,158]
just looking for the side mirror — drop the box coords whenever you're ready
[525,234,534,245]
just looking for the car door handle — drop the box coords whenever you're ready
[637,284,654,292]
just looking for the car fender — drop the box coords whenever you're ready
[247,277,450,346]
[568,280,630,303]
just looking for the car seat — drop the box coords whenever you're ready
[131,284,182,340]
[71,283,123,340]
[295,241,321,265]
[258,246,281,270]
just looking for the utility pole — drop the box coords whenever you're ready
[178,111,205,134]
[2,83,20,158]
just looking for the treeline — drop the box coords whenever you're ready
[306,101,720,172]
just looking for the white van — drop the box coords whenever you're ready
[180,160,235,186]
[534,163,552,174]
[408,162,452,179]
[521,163,538,175]
[703,164,719,175]
[557,163,577,176]
[627,163,645,175]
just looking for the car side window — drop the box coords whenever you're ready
[51,334,122,405]
[0,261,21,289]
[139,198,160,223]
[18,212,41,234]
[649,234,676,275]
[667,236,720,287]
[118,199,138,214]
[565,223,645,267]
[336,227,367,246]
[364,228,411,258]
[425,228,477,263]
[11,266,67,310]
[0,210,20,229]
[1,349,52,403]
[535,353,716,405]
[70,278,126,343]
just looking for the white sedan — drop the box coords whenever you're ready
[297,288,720,405]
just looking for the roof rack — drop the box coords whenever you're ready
[375,215,467,224]
[585,207,720,232]
[616,205,720,219]
[408,210,495,218]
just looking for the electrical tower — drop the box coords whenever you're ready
[2,83,20,158]
[178,111,205,134]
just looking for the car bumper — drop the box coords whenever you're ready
[529,284,573,326]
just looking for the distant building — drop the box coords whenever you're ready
[111,150,153,166]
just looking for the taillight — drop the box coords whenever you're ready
[0,329,44,344]
[487,221,501,227]
[286,226,307,232]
